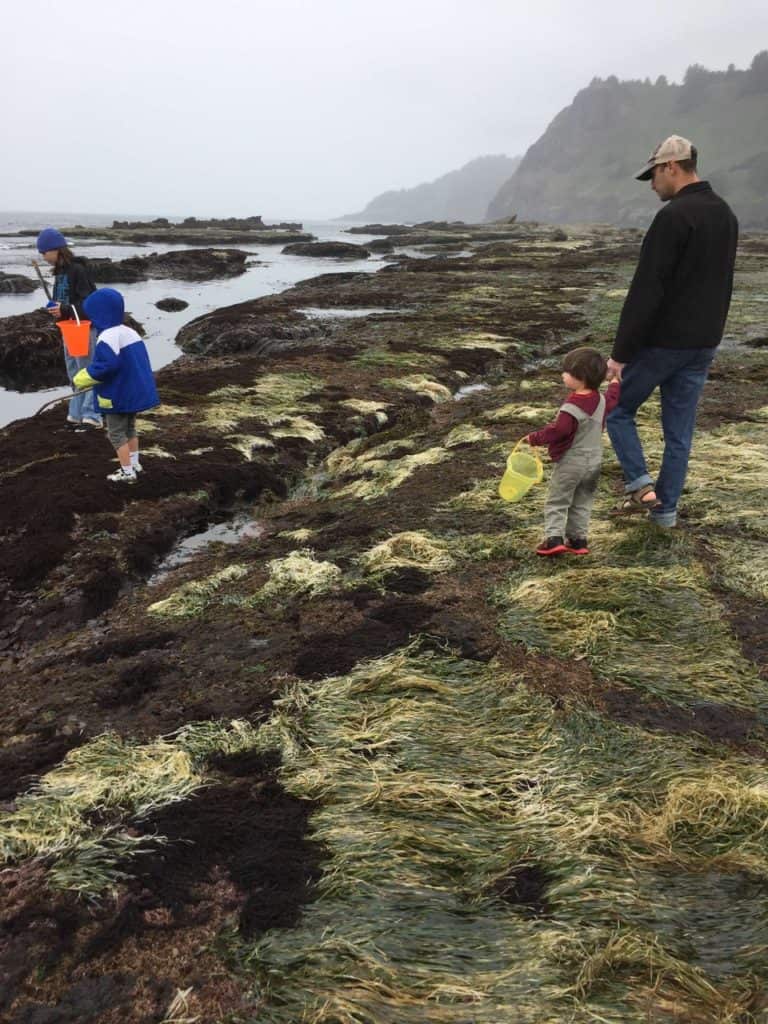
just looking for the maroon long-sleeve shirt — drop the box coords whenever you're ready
[527,381,620,462]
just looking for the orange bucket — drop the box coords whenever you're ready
[57,308,91,357]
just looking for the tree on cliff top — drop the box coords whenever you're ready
[487,52,768,229]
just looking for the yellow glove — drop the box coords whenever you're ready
[72,368,99,390]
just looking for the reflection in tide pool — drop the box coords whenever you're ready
[149,513,265,585]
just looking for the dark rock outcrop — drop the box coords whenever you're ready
[176,301,331,357]
[347,224,414,235]
[0,272,38,295]
[0,310,64,389]
[89,248,249,283]
[124,313,145,336]
[111,215,302,231]
[0,311,145,391]
[367,239,395,253]
[155,298,190,312]
[281,242,371,259]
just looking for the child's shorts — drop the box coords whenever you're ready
[105,413,137,448]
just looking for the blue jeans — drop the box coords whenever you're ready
[607,347,715,527]
[63,327,102,423]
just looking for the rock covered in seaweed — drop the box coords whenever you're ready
[281,242,371,259]
[176,300,331,357]
[89,248,251,283]
[0,310,145,390]
[0,272,38,294]
[0,309,64,389]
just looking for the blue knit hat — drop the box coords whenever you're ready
[84,288,125,331]
[36,227,68,253]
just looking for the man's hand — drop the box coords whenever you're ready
[606,358,625,382]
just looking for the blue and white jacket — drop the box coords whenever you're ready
[73,288,159,414]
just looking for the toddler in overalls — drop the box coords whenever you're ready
[526,347,620,556]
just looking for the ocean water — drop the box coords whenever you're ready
[0,212,381,427]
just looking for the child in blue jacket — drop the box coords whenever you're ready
[73,288,159,483]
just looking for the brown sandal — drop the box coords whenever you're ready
[610,483,661,516]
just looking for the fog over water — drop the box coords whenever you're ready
[3,0,767,219]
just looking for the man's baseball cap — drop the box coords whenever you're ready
[635,135,695,180]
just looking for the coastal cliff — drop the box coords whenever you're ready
[488,51,768,227]
[345,154,520,224]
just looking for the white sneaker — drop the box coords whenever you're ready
[131,461,143,473]
[107,468,136,483]
[82,417,103,429]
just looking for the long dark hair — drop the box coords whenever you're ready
[53,246,75,273]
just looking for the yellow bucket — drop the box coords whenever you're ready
[499,439,543,502]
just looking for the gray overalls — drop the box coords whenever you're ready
[544,394,605,540]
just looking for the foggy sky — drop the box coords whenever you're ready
[3,0,767,219]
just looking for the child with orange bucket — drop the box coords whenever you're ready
[73,289,159,483]
[526,347,624,556]
[37,227,103,430]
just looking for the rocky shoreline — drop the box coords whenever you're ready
[1,221,767,1023]
[2,215,314,246]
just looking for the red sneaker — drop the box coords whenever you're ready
[535,536,567,556]
[566,537,590,555]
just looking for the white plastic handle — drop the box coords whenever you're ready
[72,306,80,326]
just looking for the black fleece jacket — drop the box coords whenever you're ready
[612,182,738,363]
[56,258,95,320]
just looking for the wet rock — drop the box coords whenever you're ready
[477,241,518,256]
[0,272,37,294]
[123,313,145,336]
[155,297,189,312]
[89,248,249,283]
[0,310,145,391]
[414,220,467,229]
[176,300,330,357]
[281,242,370,259]
[367,238,395,253]
[0,310,65,389]
[6,973,139,1023]
[347,224,413,235]
[551,228,569,241]
[0,727,85,801]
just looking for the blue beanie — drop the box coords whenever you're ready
[37,227,68,253]
[84,288,125,331]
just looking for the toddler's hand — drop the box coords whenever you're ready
[606,358,625,382]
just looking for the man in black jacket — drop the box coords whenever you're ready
[606,135,738,527]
